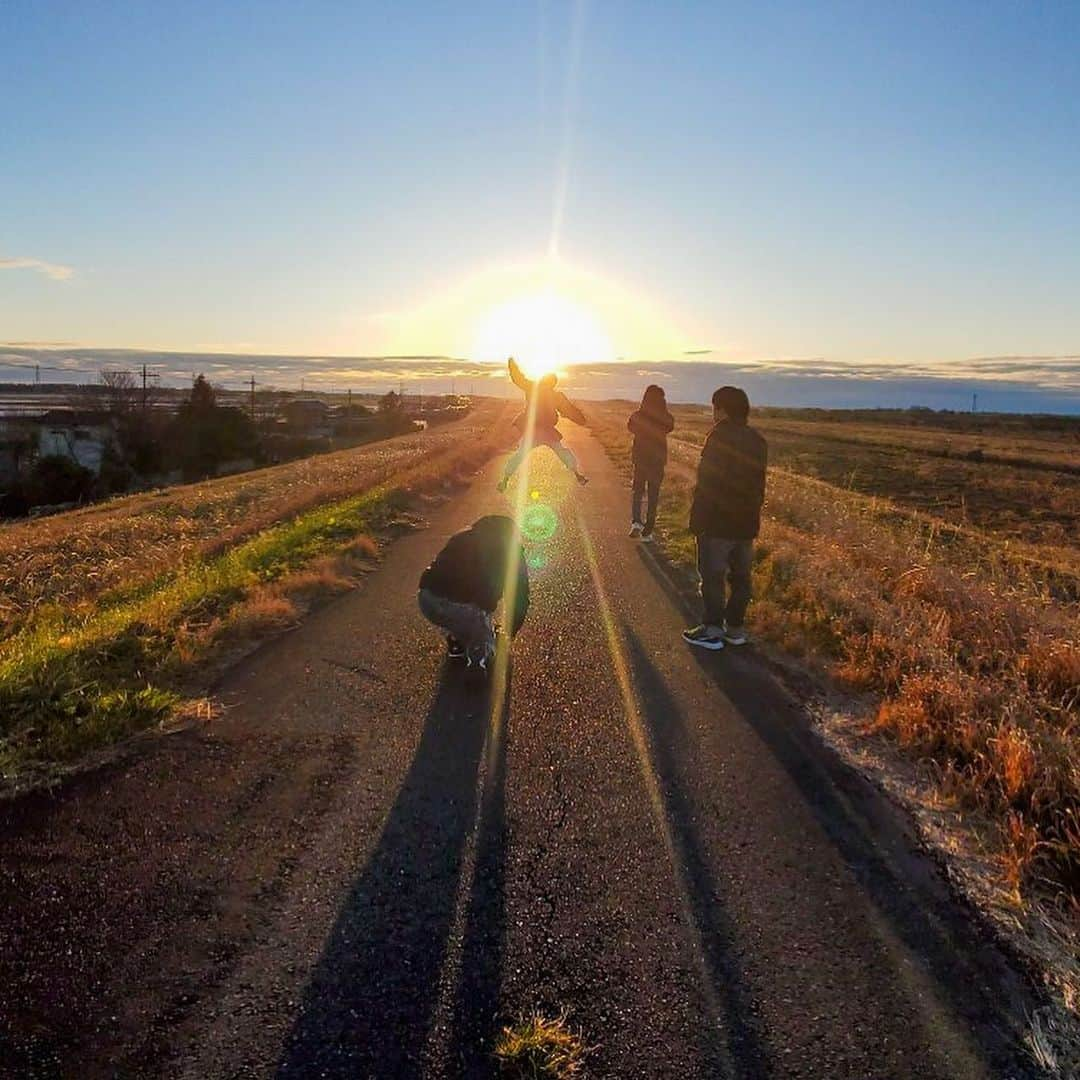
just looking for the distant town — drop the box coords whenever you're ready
[0,376,472,519]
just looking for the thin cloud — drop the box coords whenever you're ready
[0,255,74,281]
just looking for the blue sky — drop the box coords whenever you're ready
[2,1,1079,409]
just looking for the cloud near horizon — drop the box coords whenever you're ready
[1,346,1077,414]
[0,255,74,281]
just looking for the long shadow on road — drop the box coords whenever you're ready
[276,657,509,1078]
[621,626,775,1078]
[632,544,1042,1078]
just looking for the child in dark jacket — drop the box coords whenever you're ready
[627,385,674,541]
[418,515,529,671]
[497,357,589,491]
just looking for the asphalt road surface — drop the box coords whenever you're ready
[1,427,1044,1078]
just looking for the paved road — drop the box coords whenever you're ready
[1,428,1043,1078]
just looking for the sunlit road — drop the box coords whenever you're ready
[1,428,1042,1078]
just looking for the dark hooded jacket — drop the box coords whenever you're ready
[509,358,586,438]
[627,406,674,470]
[689,418,768,539]
[418,515,530,635]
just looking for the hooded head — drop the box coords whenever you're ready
[470,514,517,544]
[473,509,518,535]
[640,383,666,414]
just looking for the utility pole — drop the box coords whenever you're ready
[972,392,978,414]
[141,363,148,412]
[34,363,40,386]
[347,387,352,411]
[249,375,256,419]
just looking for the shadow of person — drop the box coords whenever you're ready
[276,655,510,1078]
[630,543,1041,1076]
[620,625,774,1076]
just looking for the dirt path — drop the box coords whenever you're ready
[0,428,1044,1078]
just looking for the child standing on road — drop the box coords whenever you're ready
[627,384,674,542]
[682,386,767,650]
[418,515,530,671]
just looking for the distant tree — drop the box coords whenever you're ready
[189,374,216,413]
[168,376,258,480]
[378,390,402,414]
[97,441,135,496]
[100,369,138,415]
[28,455,94,506]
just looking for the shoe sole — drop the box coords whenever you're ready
[683,636,724,651]
[723,638,749,647]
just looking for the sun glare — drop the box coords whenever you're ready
[470,292,614,378]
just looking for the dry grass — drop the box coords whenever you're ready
[0,404,504,634]
[663,404,1080,580]
[0,404,515,778]
[592,402,1079,903]
[494,1012,588,1079]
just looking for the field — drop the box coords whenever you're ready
[591,402,1079,904]
[0,403,512,779]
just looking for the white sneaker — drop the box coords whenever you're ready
[722,625,749,646]
[629,521,644,538]
[640,530,655,544]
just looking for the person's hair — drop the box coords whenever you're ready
[472,514,517,542]
[640,383,667,414]
[539,372,558,389]
[712,385,750,421]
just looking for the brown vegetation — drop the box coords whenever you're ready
[592,402,1079,903]
[0,403,505,634]
[0,403,514,778]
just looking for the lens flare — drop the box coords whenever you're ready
[521,502,559,543]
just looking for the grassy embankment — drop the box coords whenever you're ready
[0,405,512,780]
[592,402,1079,903]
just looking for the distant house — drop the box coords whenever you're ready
[36,409,117,475]
[281,398,331,435]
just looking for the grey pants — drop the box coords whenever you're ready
[696,536,753,631]
[502,433,579,479]
[631,463,663,533]
[418,588,495,665]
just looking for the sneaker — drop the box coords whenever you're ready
[640,530,655,544]
[629,521,644,538]
[446,636,465,659]
[576,472,590,486]
[465,648,491,676]
[722,625,749,646]
[682,624,724,650]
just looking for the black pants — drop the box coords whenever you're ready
[632,462,664,533]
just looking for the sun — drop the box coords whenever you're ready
[470,291,614,378]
